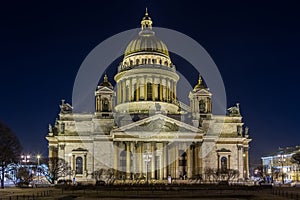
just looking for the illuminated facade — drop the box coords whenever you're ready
[262,146,300,183]
[46,10,251,183]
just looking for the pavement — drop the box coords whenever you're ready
[0,187,291,200]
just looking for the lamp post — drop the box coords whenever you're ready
[37,155,41,183]
[278,154,286,184]
[143,151,152,184]
[21,154,30,166]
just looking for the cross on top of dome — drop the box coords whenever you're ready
[141,7,153,31]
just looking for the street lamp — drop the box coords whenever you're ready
[37,155,41,183]
[21,154,30,165]
[278,154,286,184]
[143,151,152,184]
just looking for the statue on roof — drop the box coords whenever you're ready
[227,103,241,117]
[60,99,73,114]
[245,126,249,135]
[155,103,161,111]
[48,124,53,133]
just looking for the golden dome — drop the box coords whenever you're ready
[193,75,206,91]
[124,8,169,57]
[124,35,169,57]
[99,74,113,89]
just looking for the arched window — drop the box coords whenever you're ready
[136,59,140,65]
[157,84,161,100]
[102,98,109,112]
[221,156,227,171]
[199,99,206,113]
[133,83,137,101]
[147,82,152,100]
[129,60,133,66]
[76,157,83,174]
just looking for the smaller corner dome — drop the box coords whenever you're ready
[99,74,113,89]
[193,75,207,91]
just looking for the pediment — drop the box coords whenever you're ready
[216,148,231,153]
[72,147,88,152]
[113,114,202,133]
[195,88,212,96]
[95,86,114,93]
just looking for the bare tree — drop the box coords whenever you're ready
[16,167,32,187]
[226,169,240,181]
[42,157,71,184]
[4,163,18,184]
[92,168,105,181]
[204,167,215,182]
[92,168,118,184]
[204,168,240,183]
[0,121,22,189]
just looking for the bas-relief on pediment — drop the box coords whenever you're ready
[125,119,192,132]
[97,87,114,92]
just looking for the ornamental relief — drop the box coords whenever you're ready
[124,118,192,133]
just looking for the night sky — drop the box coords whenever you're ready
[1,0,299,167]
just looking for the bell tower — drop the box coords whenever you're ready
[95,74,115,118]
[189,75,212,127]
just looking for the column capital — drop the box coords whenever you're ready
[243,147,249,151]
[237,144,243,150]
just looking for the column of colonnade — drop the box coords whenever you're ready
[116,76,177,104]
[186,145,192,178]
[244,147,249,179]
[160,78,163,101]
[126,142,131,179]
[151,142,156,179]
[113,141,201,180]
[163,142,168,179]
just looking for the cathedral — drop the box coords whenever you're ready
[46,10,251,183]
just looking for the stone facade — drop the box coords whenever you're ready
[46,10,251,183]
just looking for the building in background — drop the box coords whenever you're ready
[261,146,300,184]
[46,10,251,183]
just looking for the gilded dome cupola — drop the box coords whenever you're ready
[114,9,180,115]
[119,9,172,72]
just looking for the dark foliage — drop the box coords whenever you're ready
[0,121,22,188]
[42,157,71,184]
